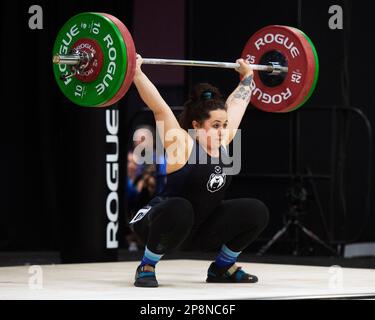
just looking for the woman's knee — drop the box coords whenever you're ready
[235,198,270,231]
[253,199,269,229]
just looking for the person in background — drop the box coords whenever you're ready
[125,125,167,252]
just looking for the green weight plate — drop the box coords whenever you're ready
[53,12,128,107]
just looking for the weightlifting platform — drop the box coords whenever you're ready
[1,260,374,300]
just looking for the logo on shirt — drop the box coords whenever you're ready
[207,166,227,193]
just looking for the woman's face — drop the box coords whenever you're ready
[193,109,228,151]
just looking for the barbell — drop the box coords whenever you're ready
[52,12,319,112]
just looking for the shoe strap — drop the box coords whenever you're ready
[142,265,155,273]
[226,264,241,277]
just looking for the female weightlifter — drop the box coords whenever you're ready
[131,54,269,287]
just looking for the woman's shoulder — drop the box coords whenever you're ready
[165,138,196,174]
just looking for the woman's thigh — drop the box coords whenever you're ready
[132,196,195,245]
[187,198,269,251]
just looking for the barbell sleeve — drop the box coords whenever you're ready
[52,54,288,73]
[53,54,81,65]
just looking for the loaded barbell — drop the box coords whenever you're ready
[52,12,319,112]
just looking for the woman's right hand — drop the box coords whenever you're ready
[135,54,144,76]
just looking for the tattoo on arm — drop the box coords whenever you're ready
[240,75,253,86]
[233,75,253,102]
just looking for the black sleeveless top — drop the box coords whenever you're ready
[159,140,233,227]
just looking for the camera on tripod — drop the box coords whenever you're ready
[285,177,308,217]
[257,175,338,256]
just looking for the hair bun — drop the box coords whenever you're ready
[189,83,222,103]
[201,91,213,100]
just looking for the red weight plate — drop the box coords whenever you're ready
[99,13,137,107]
[242,25,316,112]
[278,27,317,113]
[71,38,104,83]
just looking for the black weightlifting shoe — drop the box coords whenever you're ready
[206,262,258,283]
[134,264,158,288]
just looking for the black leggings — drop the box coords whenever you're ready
[132,197,269,255]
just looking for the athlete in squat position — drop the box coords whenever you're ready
[131,54,269,287]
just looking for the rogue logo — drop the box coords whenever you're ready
[106,109,119,249]
[58,24,80,84]
[96,34,117,95]
[251,81,292,104]
[255,33,300,58]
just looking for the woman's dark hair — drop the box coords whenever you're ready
[179,83,226,131]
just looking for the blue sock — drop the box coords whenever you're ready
[140,247,164,267]
[215,245,241,268]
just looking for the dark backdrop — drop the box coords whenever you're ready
[186,0,375,248]
[1,0,374,252]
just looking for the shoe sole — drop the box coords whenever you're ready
[206,277,258,284]
[134,280,159,288]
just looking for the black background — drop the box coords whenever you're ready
[1,0,374,254]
